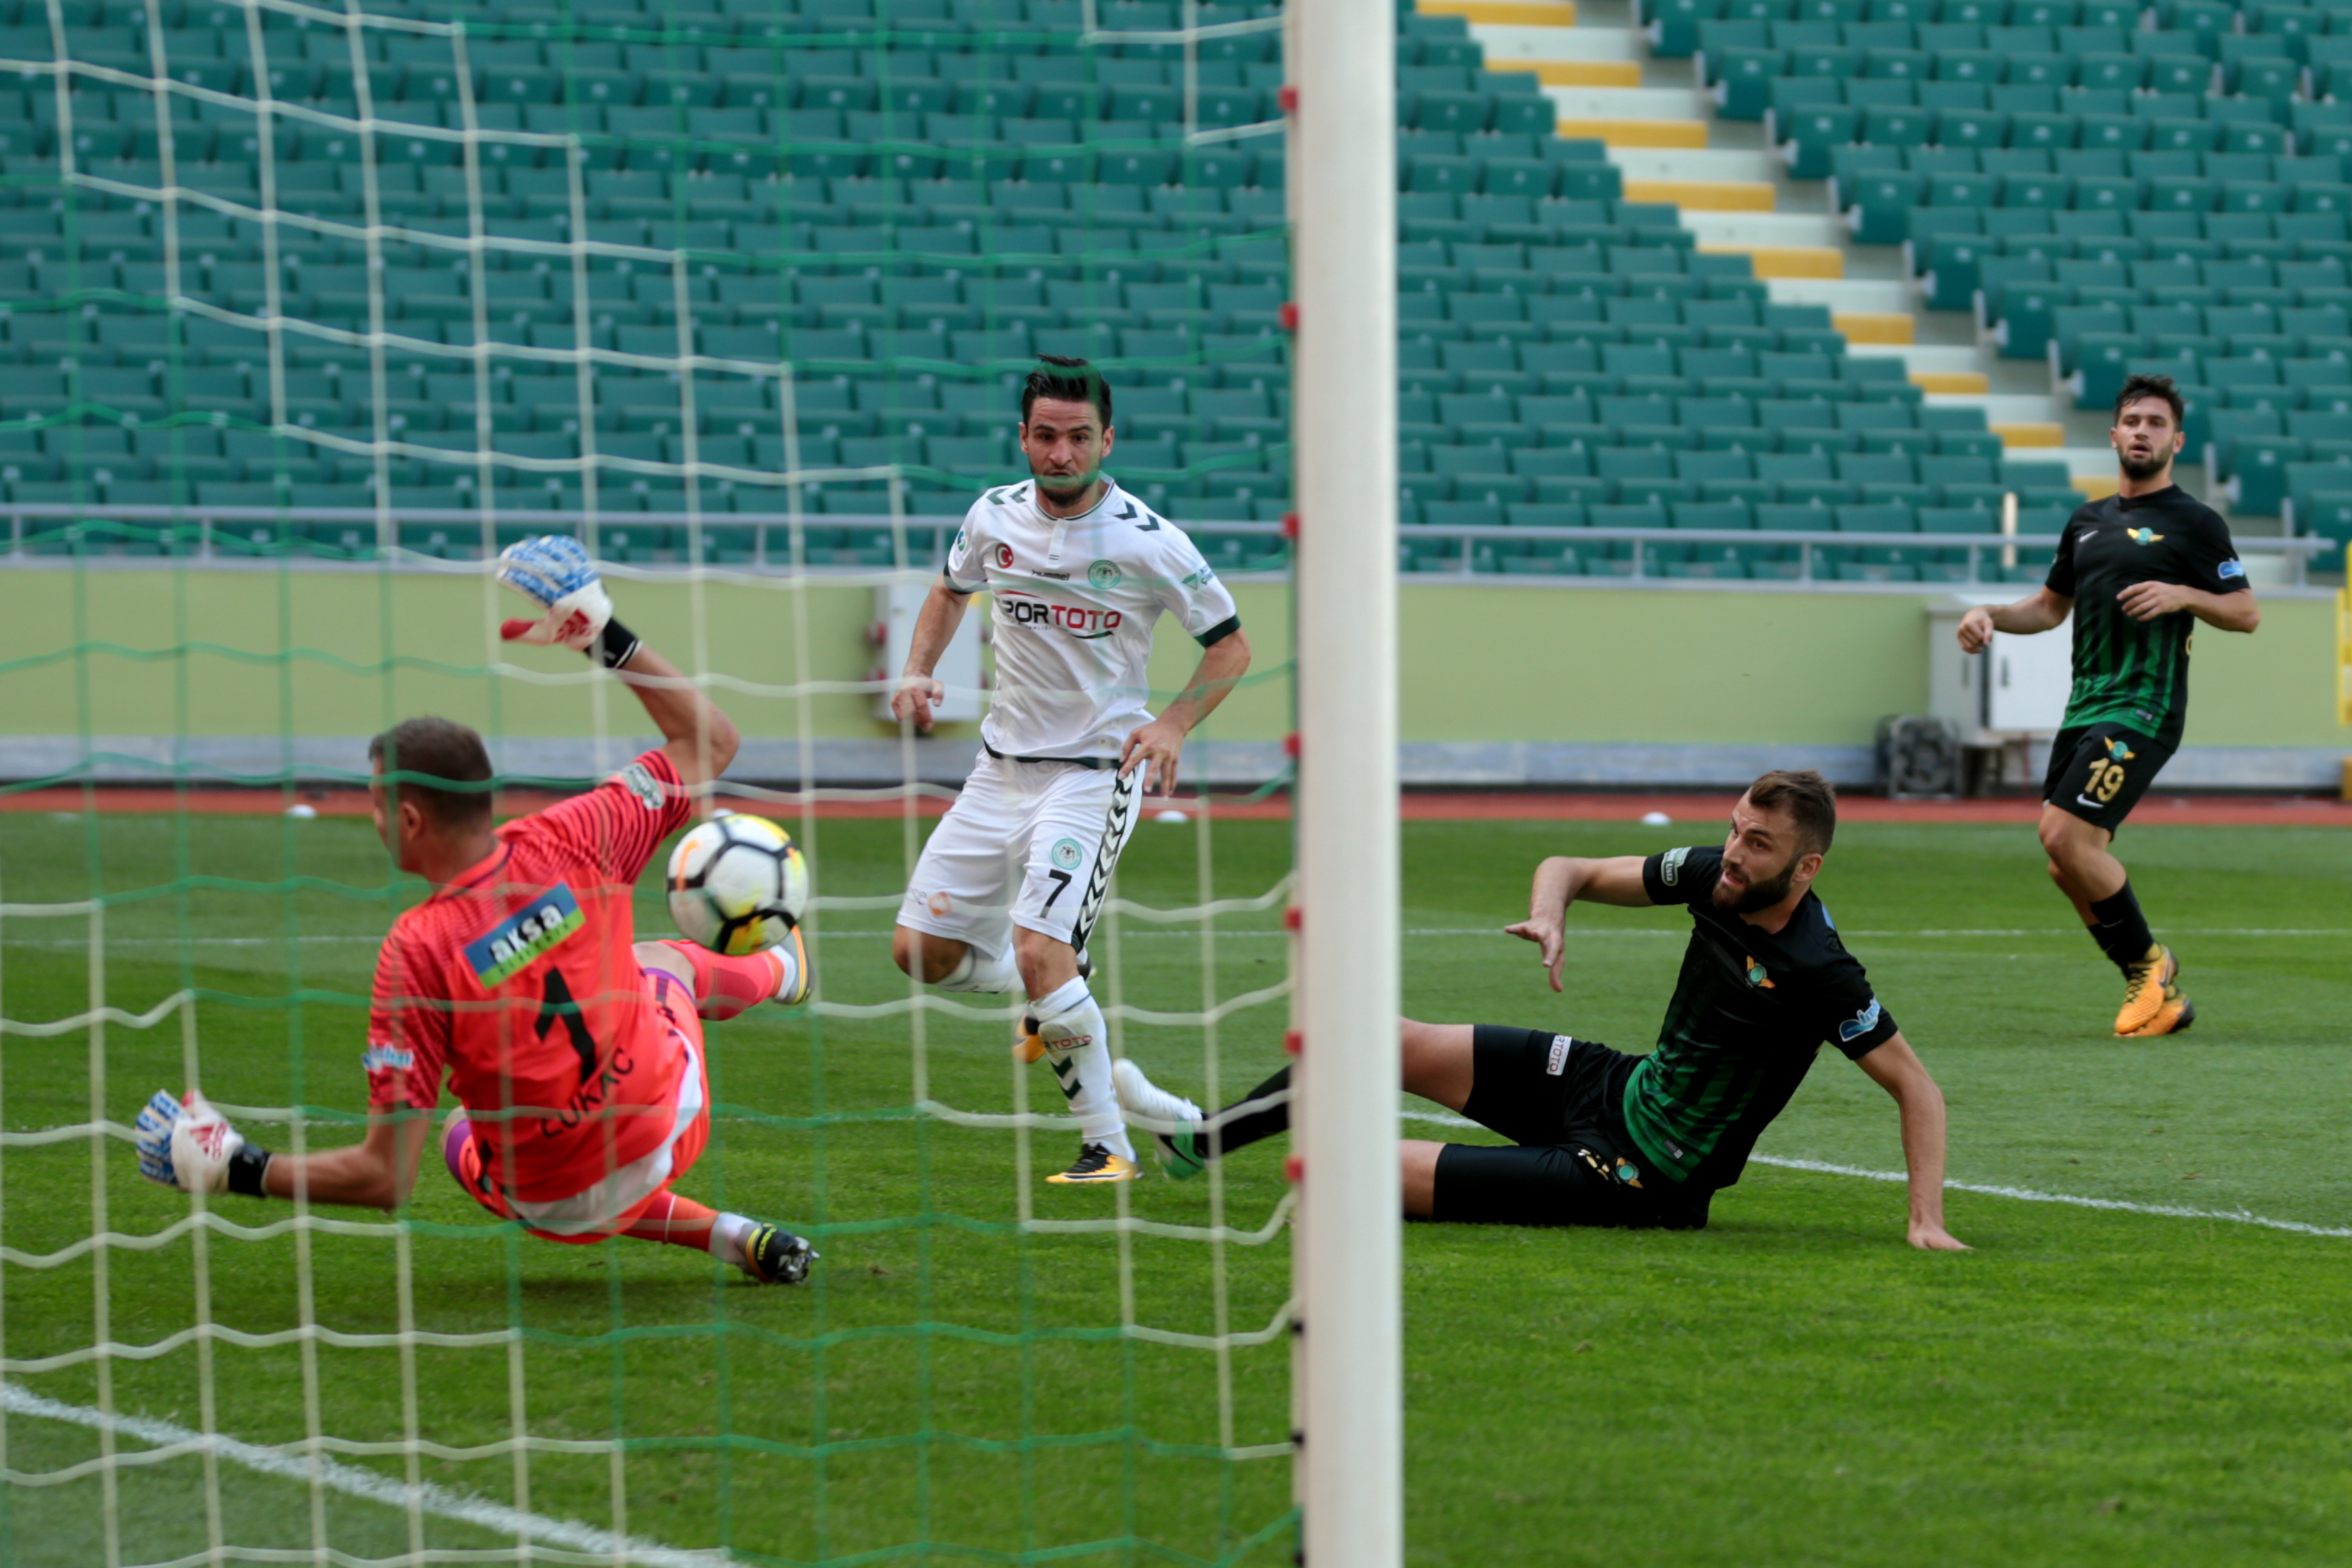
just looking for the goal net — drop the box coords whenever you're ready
[0,0,1321,1560]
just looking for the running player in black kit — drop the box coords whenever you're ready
[1113,771,1968,1251]
[1957,375,2260,1038]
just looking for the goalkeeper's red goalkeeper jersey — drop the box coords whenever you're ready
[364,749,695,1204]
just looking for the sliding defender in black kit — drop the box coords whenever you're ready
[1957,375,2260,1038]
[1112,772,1969,1251]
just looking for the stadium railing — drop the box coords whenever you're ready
[7,503,2329,585]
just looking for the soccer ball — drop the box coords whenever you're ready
[665,814,809,956]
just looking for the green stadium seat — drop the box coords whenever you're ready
[2227,56,2299,102]
[1778,104,1858,179]
[1860,103,1931,148]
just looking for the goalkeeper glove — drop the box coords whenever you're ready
[495,534,641,670]
[134,1089,273,1198]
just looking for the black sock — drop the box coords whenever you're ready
[2086,882,2157,973]
[1207,1065,1293,1159]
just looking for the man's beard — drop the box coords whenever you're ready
[2118,448,2169,482]
[1713,859,1797,914]
[1033,466,1097,503]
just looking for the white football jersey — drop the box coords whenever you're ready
[943,476,1241,762]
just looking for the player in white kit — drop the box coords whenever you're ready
[890,356,1254,1183]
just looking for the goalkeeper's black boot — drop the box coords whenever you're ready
[740,1223,817,1285]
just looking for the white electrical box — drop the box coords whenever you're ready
[1925,595,2074,745]
[871,582,985,723]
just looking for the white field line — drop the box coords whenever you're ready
[1398,1112,2352,1239]
[0,1381,730,1567]
[4,925,2348,952]
[1743,1155,2352,1239]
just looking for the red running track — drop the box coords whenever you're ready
[5,787,2351,828]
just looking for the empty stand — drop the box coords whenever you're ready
[0,0,2038,580]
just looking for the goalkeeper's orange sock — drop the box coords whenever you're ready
[658,940,796,1021]
[623,1191,754,1265]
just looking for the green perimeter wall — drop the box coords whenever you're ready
[0,570,2338,750]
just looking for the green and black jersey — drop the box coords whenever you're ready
[1625,846,1900,1189]
[2047,484,2247,749]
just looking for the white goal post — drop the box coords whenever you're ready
[1288,0,1404,1562]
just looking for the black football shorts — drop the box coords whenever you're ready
[1429,1026,1712,1231]
[2043,722,2173,835]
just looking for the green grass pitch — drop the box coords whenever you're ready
[2,807,2348,1566]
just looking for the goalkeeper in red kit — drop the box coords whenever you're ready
[135,537,818,1285]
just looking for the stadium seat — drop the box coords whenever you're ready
[0,0,1934,580]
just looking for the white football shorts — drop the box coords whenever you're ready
[897,752,1121,956]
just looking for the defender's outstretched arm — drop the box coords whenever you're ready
[1856,1033,1969,1252]
[1504,855,1653,993]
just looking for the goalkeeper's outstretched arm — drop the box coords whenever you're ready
[496,533,740,790]
[614,641,740,794]
[136,1091,431,1213]
[256,1111,432,1210]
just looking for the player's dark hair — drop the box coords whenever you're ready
[1021,355,1112,429]
[1743,769,1837,858]
[2113,372,2184,429]
[368,717,494,831]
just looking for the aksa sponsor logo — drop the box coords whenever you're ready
[1837,998,1883,1043]
[2218,558,2246,579]
[462,884,586,987]
[1546,1034,1572,1076]
[1660,846,1691,886]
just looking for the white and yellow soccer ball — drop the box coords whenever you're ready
[665,813,809,956]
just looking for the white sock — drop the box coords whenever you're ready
[770,942,800,1001]
[1032,976,1134,1161]
[708,1212,754,1268]
[934,944,1021,993]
